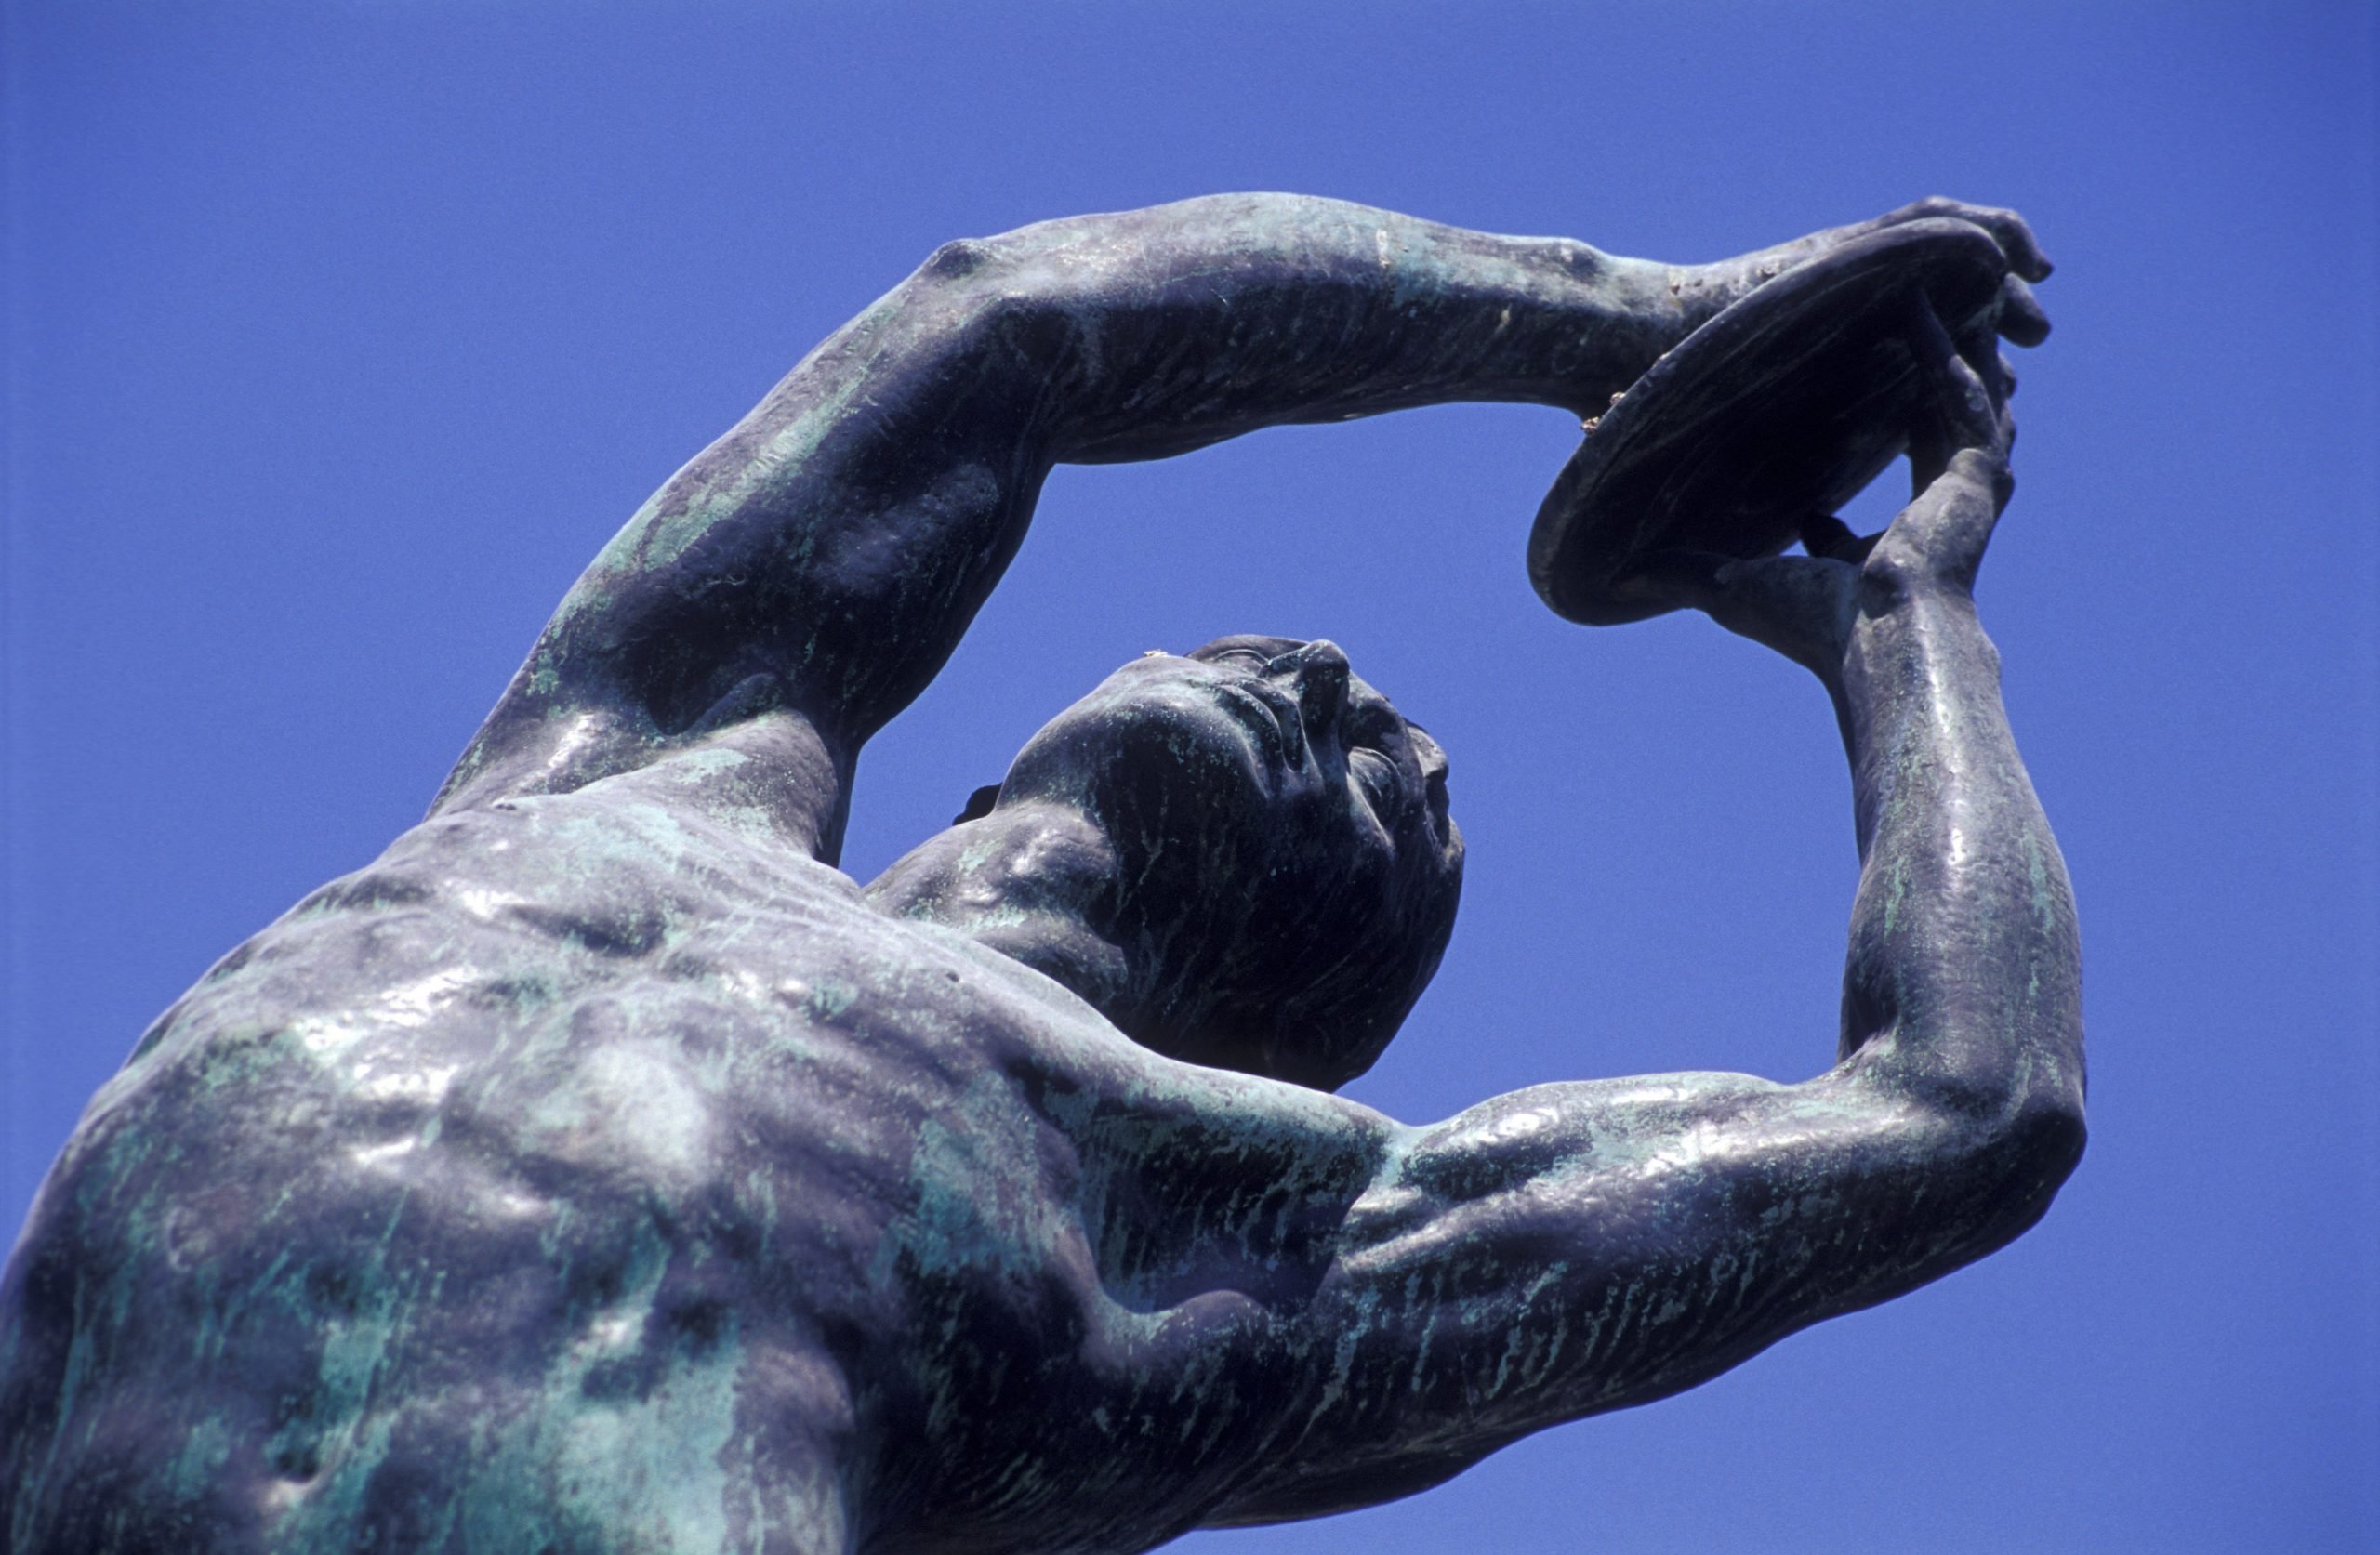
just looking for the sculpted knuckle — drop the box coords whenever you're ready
[1948,449,2014,507]
[922,236,996,280]
[1858,543,1927,606]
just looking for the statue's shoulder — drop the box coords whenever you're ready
[4,778,1400,1549]
[0,790,956,1548]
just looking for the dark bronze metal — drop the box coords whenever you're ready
[1528,217,2008,625]
[0,194,2079,1555]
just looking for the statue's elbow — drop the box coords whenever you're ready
[2018,1085,2086,1197]
[1974,1082,2087,1247]
[1913,1052,2086,1257]
[901,233,1086,373]
[919,235,1003,284]
[893,235,1022,333]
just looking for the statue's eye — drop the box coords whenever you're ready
[1349,747,1398,814]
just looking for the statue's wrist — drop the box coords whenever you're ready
[1855,551,1980,620]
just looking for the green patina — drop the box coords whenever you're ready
[447,1219,742,1552]
[167,1413,233,1505]
[805,979,856,1021]
[3,195,2084,1552]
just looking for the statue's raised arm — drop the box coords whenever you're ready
[1211,296,2083,1525]
[433,194,1704,857]
[0,193,2073,1555]
[430,194,2045,862]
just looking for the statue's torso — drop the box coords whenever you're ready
[2,781,1380,1553]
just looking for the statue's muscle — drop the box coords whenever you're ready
[2,194,2074,1555]
[4,769,1408,1551]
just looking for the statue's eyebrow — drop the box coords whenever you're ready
[1188,634,1306,663]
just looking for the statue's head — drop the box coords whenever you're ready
[946,635,1463,1091]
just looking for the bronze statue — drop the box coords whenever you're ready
[0,194,2080,1554]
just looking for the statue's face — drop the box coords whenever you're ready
[999,636,1462,1089]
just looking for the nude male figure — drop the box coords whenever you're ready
[0,194,2080,1554]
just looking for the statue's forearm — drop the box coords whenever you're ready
[932,193,1691,455]
[1282,640,2088,1476]
[1833,578,2086,1140]
[657,194,1694,515]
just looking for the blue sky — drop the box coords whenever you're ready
[5,3,2373,1549]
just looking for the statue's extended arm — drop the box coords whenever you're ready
[430,194,2046,863]
[430,196,1683,853]
[1211,310,2083,1527]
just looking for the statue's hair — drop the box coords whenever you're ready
[1093,636,1466,1091]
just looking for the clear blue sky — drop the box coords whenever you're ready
[5,3,2374,1549]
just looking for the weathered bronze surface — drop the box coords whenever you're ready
[0,194,2081,1554]
[1527,216,2013,624]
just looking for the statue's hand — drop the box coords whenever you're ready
[1685,196,2054,357]
[1644,295,2015,684]
[1852,197,2053,347]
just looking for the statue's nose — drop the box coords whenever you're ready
[1275,640,1351,735]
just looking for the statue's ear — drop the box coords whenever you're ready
[952,784,1002,826]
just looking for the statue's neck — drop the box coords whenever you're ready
[863,801,1137,1022]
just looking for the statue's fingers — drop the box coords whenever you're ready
[1798,513,1880,564]
[1899,199,2052,278]
[1799,513,1858,557]
[1950,200,2054,283]
[1630,548,1729,614]
[1908,398,1952,494]
[1905,293,2002,455]
[1992,211,2053,283]
[1891,198,2053,282]
[1644,547,1858,663]
[1707,554,1859,671]
[1874,447,2008,595]
[1995,274,2051,348]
